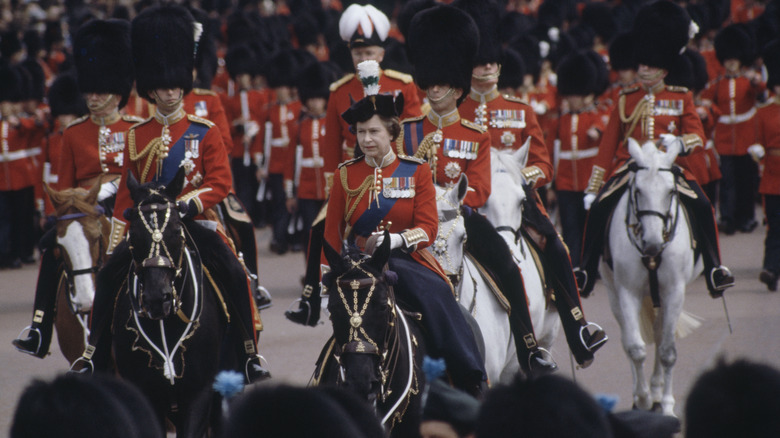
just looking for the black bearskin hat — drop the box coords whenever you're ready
[581,2,617,44]
[189,7,218,89]
[296,61,337,103]
[21,59,45,101]
[131,4,196,102]
[666,49,709,93]
[714,24,756,67]
[0,30,22,60]
[497,48,526,90]
[381,37,413,75]
[608,32,637,71]
[764,39,780,90]
[397,0,436,41]
[339,4,390,48]
[265,49,300,89]
[48,73,88,117]
[586,50,610,97]
[557,50,598,97]
[0,64,22,102]
[225,44,258,80]
[407,5,478,98]
[73,19,133,107]
[633,0,694,71]
[453,0,501,65]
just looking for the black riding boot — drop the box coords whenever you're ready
[464,212,557,377]
[13,247,60,358]
[286,219,324,326]
[682,182,735,297]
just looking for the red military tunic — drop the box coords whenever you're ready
[184,88,233,156]
[57,114,142,189]
[0,119,43,191]
[324,154,444,278]
[109,109,232,251]
[397,110,491,208]
[284,114,339,201]
[460,87,553,187]
[755,97,780,195]
[39,122,64,215]
[550,106,605,192]
[701,75,764,156]
[588,82,706,190]
[220,89,269,160]
[324,70,422,161]
[254,100,302,175]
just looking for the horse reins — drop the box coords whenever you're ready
[56,206,107,306]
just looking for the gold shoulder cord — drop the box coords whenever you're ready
[340,166,375,225]
[618,94,650,145]
[414,132,439,178]
[127,129,166,182]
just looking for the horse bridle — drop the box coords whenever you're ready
[56,206,106,307]
[625,164,681,256]
[129,200,186,315]
[433,191,464,287]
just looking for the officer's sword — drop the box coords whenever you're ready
[721,295,733,334]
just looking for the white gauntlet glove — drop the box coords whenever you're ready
[373,232,404,252]
[748,144,765,162]
[583,193,597,211]
[659,134,683,156]
[97,180,119,202]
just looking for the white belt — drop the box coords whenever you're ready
[557,147,598,160]
[299,157,324,168]
[270,138,289,147]
[718,107,756,124]
[0,147,41,163]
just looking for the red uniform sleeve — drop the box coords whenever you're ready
[323,166,347,259]
[409,163,438,249]
[56,127,77,190]
[522,108,554,186]
[463,133,492,208]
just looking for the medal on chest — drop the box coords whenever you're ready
[181,133,200,175]
[443,138,479,160]
[489,109,526,129]
[383,176,415,198]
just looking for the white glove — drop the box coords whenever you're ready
[583,193,597,211]
[97,180,119,202]
[244,120,260,139]
[373,232,404,251]
[748,144,766,162]
[530,100,547,116]
[660,134,683,155]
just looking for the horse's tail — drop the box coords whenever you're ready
[639,296,703,344]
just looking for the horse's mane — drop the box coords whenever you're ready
[51,187,102,218]
[491,148,526,186]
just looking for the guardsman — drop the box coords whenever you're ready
[749,40,780,291]
[703,24,764,235]
[403,4,557,376]
[70,4,269,382]
[600,32,638,117]
[455,0,607,369]
[577,1,735,299]
[12,20,135,358]
[324,3,422,161]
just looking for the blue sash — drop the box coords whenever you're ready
[351,160,417,237]
[403,120,425,157]
[155,121,210,184]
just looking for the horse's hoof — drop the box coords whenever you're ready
[760,270,778,292]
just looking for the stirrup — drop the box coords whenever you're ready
[580,322,608,352]
[255,285,273,310]
[245,354,271,383]
[710,266,735,291]
[13,326,42,356]
[284,299,320,326]
[68,356,94,375]
[573,268,589,295]
[528,347,557,373]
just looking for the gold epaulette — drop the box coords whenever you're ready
[619,86,640,96]
[383,69,413,84]
[192,88,217,96]
[329,73,355,92]
[400,115,425,124]
[338,156,362,169]
[399,155,424,164]
[187,114,215,128]
[65,115,89,129]
[503,94,528,105]
[461,119,486,133]
[666,85,689,93]
[122,114,144,123]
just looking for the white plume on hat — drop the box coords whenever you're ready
[357,60,381,96]
[339,4,390,43]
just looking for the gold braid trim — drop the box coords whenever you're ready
[202,265,230,323]
[618,94,651,144]
[128,129,167,182]
[339,166,374,225]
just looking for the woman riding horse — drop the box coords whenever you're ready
[322,61,486,396]
[69,5,268,382]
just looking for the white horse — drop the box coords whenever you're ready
[481,146,560,349]
[600,138,702,415]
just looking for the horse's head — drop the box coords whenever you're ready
[123,168,189,320]
[482,142,530,242]
[45,179,108,314]
[432,175,469,281]
[324,231,395,405]
[627,138,681,258]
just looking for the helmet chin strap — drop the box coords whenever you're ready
[427,87,455,104]
[472,64,502,82]
[88,94,119,115]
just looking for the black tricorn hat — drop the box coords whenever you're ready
[557,50,598,97]
[297,61,337,103]
[608,31,638,71]
[633,0,693,71]
[714,23,756,67]
[764,39,780,90]
[131,4,196,102]
[453,0,501,65]
[341,93,404,126]
[48,73,88,117]
[73,19,133,107]
[407,5,479,98]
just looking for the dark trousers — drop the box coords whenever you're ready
[557,190,587,268]
[719,155,758,228]
[231,158,264,227]
[297,199,325,257]
[388,252,486,387]
[267,173,290,250]
[763,195,780,273]
[0,187,35,264]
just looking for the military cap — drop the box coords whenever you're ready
[338,4,390,49]
[265,48,300,89]
[633,0,695,71]
[714,24,756,67]
[297,61,337,104]
[225,44,259,80]
[453,0,502,65]
[48,73,88,118]
[0,64,23,103]
[497,48,526,90]
[557,50,599,97]
[608,31,638,72]
[764,39,780,90]
[73,19,134,108]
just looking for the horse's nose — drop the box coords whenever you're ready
[642,242,662,258]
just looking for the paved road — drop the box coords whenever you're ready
[2,225,779,435]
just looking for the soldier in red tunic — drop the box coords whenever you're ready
[577,1,734,299]
[749,41,780,291]
[69,5,269,382]
[13,19,138,358]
